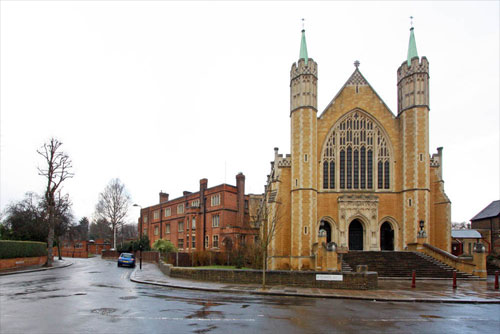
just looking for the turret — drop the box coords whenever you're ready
[289,27,318,269]
[290,29,318,113]
[397,27,429,114]
[397,25,431,247]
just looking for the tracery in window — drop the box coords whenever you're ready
[322,110,391,190]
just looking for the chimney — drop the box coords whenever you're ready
[183,191,192,196]
[236,173,245,226]
[159,192,169,204]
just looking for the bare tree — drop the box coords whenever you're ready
[255,186,282,290]
[37,138,74,267]
[95,179,131,250]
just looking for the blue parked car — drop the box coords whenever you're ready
[117,253,136,268]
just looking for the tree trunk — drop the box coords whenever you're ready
[46,207,55,267]
[56,236,62,260]
[113,224,117,250]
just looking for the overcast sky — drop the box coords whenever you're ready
[1,1,498,226]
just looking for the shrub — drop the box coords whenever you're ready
[0,240,47,259]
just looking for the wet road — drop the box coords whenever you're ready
[1,257,499,334]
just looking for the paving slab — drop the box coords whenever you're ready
[131,262,500,304]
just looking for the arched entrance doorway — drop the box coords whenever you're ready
[319,220,332,243]
[348,220,364,250]
[380,222,394,250]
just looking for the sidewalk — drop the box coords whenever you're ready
[131,262,500,304]
[0,258,73,276]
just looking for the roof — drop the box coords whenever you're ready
[470,200,500,221]
[299,29,308,65]
[407,27,418,66]
[319,67,395,119]
[451,230,482,239]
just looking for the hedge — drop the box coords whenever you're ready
[0,240,47,259]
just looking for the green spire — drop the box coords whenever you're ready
[407,27,419,66]
[300,29,309,65]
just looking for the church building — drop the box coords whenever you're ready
[263,26,452,271]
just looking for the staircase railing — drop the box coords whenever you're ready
[418,243,477,277]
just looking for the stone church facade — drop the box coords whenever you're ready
[263,27,451,271]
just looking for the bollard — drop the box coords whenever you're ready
[452,271,457,289]
[495,271,499,290]
[411,270,416,288]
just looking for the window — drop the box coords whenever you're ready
[205,236,209,248]
[75,243,83,249]
[165,224,170,234]
[409,198,412,207]
[213,235,219,248]
[178,221,184,232]
[192,235,196,248]
[304,226,308,235]
[165,208,171,217]
[143,216,148,223]
[304,154,308,162]
[322,110,391,190]
[177,204,184,214]
[178,238,184,249]
[191,217,196,230]
[153,210,160,220]
[212,214,220,228]
[211,194,221,206]
[323,161,328,189]
[143,228,147,235]
[154,226,159,235]
[191,199,200,208]
[245,200,248,209]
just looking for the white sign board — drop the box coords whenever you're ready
[316,274,343,281]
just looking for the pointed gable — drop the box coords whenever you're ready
[319,67,394,119]
[345,69,369,86]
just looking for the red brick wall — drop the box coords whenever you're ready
[0,256,48,270]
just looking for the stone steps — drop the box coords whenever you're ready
[342,251,478,279]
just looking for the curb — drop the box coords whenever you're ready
[0,262,73,276]
[130,269,500,304]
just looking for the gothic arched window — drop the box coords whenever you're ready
[322,110,391,190]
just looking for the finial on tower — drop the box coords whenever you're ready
[354,60,360,68]
[302,18,305,31]
[410,16,414,28]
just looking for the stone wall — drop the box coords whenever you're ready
[159,261,377,290]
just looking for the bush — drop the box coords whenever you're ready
[0,240,47,259]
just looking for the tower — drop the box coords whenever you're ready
[290,28,318,269]
[397,26,430,246]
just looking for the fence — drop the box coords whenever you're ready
[163,251,247,267]
[102,250,159,263]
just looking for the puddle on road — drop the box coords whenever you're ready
[91,308,118,316]
[185,301,224,320]
[119,296,138,300]
[193,324,218,334]
[92,284,120,289]
[420,315,443,319]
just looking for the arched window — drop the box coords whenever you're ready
[322,110,391,190]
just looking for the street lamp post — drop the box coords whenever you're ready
[133,204,143,270]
